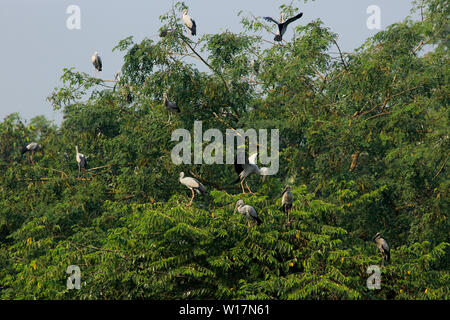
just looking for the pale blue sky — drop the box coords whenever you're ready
[0,0,418,125]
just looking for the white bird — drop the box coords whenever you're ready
[234,199,262,230]
[91,51,102,75]
[20,142,40,164]
[114,70,121,82]
[179,172,206,206]
[75,146,88,173]
[182,9,197,36]
[263,12,303,42]
[373,232,390,266]
[234,152,270,194]
[281,186,294,224]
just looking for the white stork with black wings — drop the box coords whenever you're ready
[91,51,102,75]
[234,152,269,195]
[182,9,197,36]
[373,232,390,266]
[21,142,40,164]
[179,172,206,206]
[263,12,303,42]
[75,146,87,173]
[234,199,262,230]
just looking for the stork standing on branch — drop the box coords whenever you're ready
[91,51,102,76]
[234,152,270,195]
[163,93,181,113]
[75,146,88,174]
[373,232,390,266]
[234,200,262,231]
[179,172,206,206]
[263,11,303,42]
[20,142,40,164]
[281,186,294,225]
[182,9,196,36]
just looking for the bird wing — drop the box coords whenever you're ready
[191,19,197,35]
[248,152,258,165]
[284,12,303,26]
[97,55,102,70]
[182,177,201,189]
[381,239,390,252]
[246,206,258,219]
[263,16,280,25]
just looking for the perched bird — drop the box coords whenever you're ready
[159,27,175,38]
[263,12,303,42]
[373,232,390,266]
[234,199,262,230]
[75,146,88,173]
[114,70,121,82]
[20,142,40,164]
[91,51,102,74]
[234,152,270,195]
[179,172,206,206]
[182,9,196,36]
[281,186,294,224]
[163,93,181,113]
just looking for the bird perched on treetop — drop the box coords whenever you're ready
[91,51,102,74]
[281,186,294,225]
[179,172,206,206]
[234,152,270,195]
[75,146,88,174]
[263,11,303,42]
[234,199,262,230]
[20,142,40,164]
[182,9,196,36]
[163,93,181,113]
[373,232,390,266]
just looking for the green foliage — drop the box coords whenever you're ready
[0,0,448,299]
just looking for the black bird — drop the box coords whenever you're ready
[163,93,181,113]
[263,12,304,42]
[373,232,390,266]
[21,142,40,164]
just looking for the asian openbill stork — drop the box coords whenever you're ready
[182,9,196,36]
[91,51,102,76]
[234,199,262,230]
[263,11,303,42]
[234,152,270,195]
[20,142,40,164]
[373,232,390,266]
[179,172,206,206]
[75,146,87,173]
[163,93,181,113]
[281,186,294,224]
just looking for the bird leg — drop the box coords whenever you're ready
[30,152,34,164]
[240,179,246,194]
[186,188,195,207]
[245,181,255,195]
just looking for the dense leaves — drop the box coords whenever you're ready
[0,0,448,299]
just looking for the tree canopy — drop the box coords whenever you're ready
[0,0,448,300]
